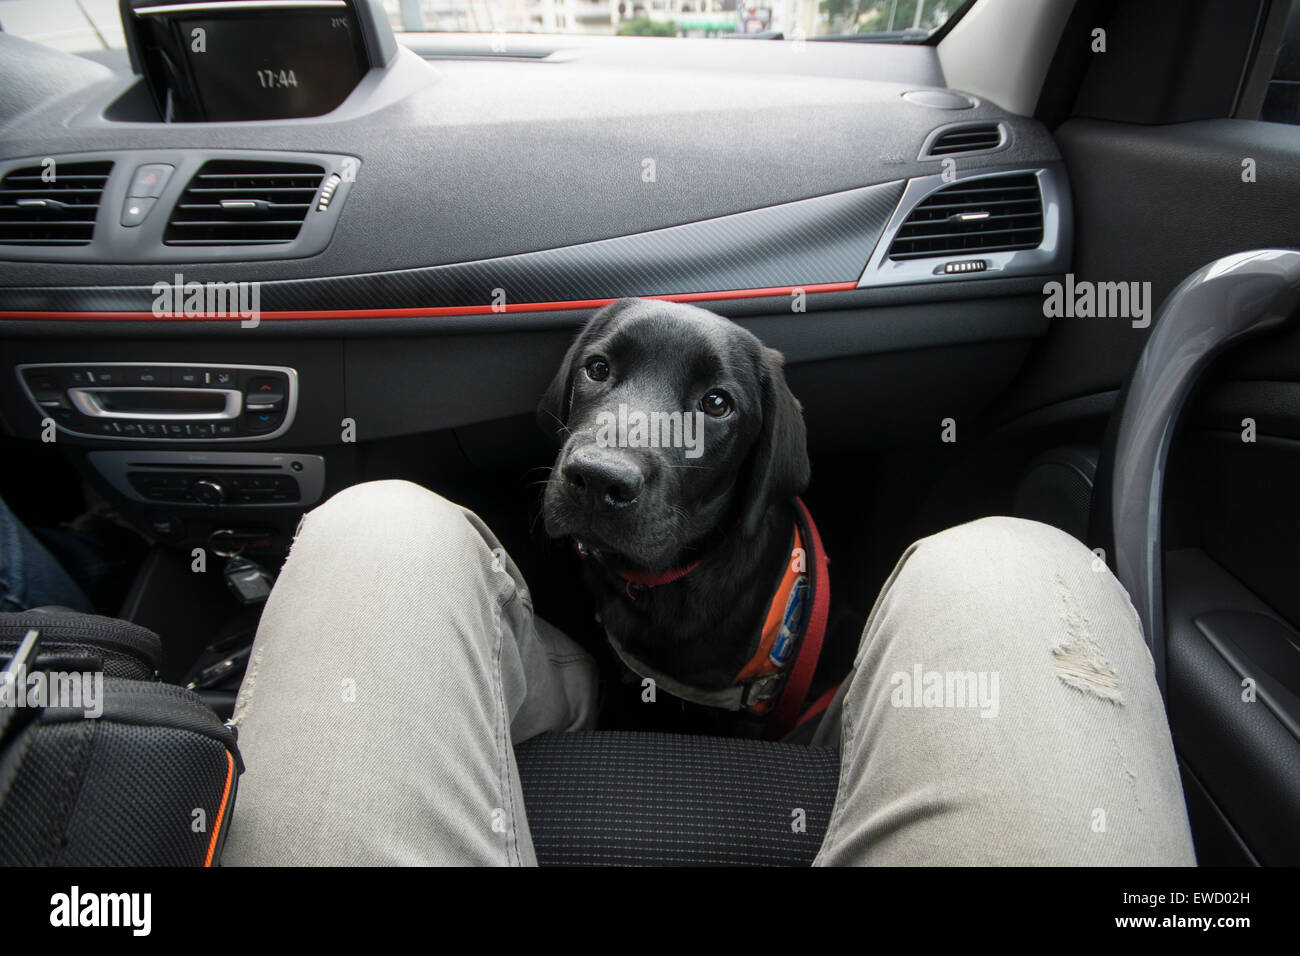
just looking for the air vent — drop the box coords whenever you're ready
[164,160,325,246]
[887,173,1044,261]
[0,161,112,246]
[925,123,1003,156]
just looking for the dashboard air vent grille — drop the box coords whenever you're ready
[888,173,1043,261]
[0,161,113,246]
[164,160,325,246]
[926,124,1003,156]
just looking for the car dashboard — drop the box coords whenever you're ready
[0,7,1068,563]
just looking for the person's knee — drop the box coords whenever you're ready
[312,478,455,519]
[293,480,497,570]
[297,481,514,587]
[914,516,1098,584]
[305,480,463,538]
[877,516,1139,661]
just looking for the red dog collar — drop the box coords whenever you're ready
[616,559,702,592]
[572,541,702,599]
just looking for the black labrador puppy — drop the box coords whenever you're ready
[538,297,825,736]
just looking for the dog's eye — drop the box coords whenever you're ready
[584,357,610,382]
[699,390,732,418]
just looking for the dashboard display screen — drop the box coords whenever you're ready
[179,13,366,121]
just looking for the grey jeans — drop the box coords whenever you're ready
[222,480,1195,866]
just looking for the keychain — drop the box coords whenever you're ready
[209,530,276,605]
[222,554,275,605]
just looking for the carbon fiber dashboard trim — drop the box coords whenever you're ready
[0,180,906,316]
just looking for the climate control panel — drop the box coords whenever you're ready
[16,363,297,442]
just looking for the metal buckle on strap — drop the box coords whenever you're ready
[741,672,785,708]
[0,628,43,742]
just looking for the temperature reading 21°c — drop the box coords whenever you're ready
[256,69,299,90]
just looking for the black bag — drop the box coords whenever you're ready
[0,609,160,680]
[0,611,243,866]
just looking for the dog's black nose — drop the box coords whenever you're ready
[563,448,644,512]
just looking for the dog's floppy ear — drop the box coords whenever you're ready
[537,298,639,442]
[741,346,810,538]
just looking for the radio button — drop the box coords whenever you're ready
[190,479,225,506]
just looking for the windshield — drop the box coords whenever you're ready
[381,0,965,39]
[0,0,968,51]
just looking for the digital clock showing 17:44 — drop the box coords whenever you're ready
[256,69,299,89]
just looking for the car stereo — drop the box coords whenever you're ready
[121,0,396,122]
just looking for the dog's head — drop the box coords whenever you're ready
[538,298,809,573]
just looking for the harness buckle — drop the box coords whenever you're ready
[741,672,785,708]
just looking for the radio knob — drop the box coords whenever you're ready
[191,479,225,506]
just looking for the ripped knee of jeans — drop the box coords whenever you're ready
[1052,572,1125,705]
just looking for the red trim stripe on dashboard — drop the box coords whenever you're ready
[0,282,860,322]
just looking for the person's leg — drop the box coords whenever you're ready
[0,495,92,613]
[222,480,598,866]
[812,516,1195,866]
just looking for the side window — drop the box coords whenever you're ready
[1260,1,1300,123]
